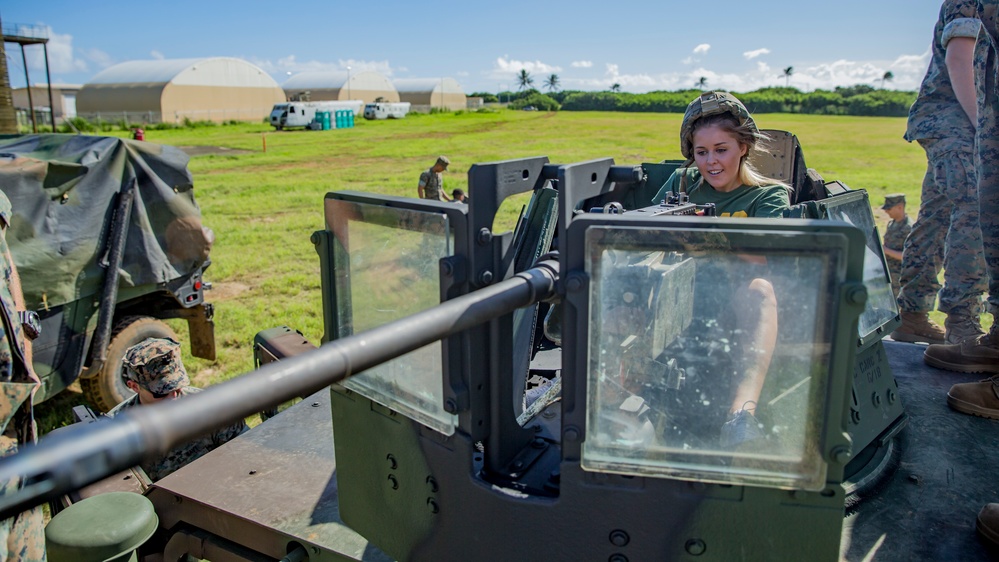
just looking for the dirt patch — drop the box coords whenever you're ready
[209,281,252,301]
[178,145,254,157]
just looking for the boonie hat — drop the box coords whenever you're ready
[882,193,906,210]
[122,338,189,394]
[436,156,450,169]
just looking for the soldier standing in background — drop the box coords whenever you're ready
[108,338,247,481]
[417,156,451,201]
[0,191,45,561]
[881,194,912,299]
[924,0,999,546]
[893,0,987,345]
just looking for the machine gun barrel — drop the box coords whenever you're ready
[0,259,560,521]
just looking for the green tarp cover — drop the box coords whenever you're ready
[0,134,210,310]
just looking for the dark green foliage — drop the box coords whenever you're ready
[470,92,499,103]
[508,92,561,111]
[558,86,915,117]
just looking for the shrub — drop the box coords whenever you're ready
[509,92,561,111]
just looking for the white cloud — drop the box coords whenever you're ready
[681,57,696,65]
[251,55,396,79]
[571,60,593,68]
[606,63,619,76]
[16,27,93,80]
[456,71,469,77]
[743,48,770,60]
[488,56,562,81]
[150,50,165,60]
[693,44,711,54]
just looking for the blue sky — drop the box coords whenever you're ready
[4,0,947,94]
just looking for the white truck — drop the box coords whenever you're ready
[269,101,364,130]
[363,102,411,120]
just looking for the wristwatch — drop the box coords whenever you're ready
[18,311,40,340]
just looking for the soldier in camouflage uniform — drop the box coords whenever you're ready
[893,0,987,346]
[417,156,451,201]
[881,194,912,299]
[107,338,247,481]
[0,191,46,562]
[924,0,999,546]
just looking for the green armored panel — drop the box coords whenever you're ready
[45,491,158,562]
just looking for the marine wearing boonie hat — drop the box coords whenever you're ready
[882,193,906,210]
[122,338,190,395]
[436,155,450,169]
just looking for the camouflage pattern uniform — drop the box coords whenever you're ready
[418,167,445,201]
[976,0,999,320]
[0,192,46,562]
[107,338,247,481]
[884,214,912,298]
[899,0,987,320]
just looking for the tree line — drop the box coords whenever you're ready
[470,85,917,117]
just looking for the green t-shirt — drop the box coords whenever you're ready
[652,168,790,218]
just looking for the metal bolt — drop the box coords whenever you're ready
[564,427,580,442]
[387,475,399,490]
[427,476,439,493]
[311,402,320,407]
[478,270,494,284]
[851,408,861,424]
[387,454,398,470]
[846,285,867,305]
[444,399,458,414]
[427,498,440,514]
[609,530,630,547]
[685,539,707,556]
[608,555,628,562]
[478,228,493,245]
[872,392,882,407]
[441,260,454,276]
[887,389,897,404]
[566,274,584,292]
[831,445,851,464]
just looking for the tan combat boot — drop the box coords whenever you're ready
[891,311,946,345]
[925,326,999,374]
[944,313,987,344]
[979,504,999,548]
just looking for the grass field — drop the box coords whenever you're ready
[35,109,969,431]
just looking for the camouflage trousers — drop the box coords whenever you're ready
[0,433,46,562]
[978,23,999,316]
[897,139,987,316]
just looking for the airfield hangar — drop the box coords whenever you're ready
[76,57,286,124]
[393,78,466,112]
[282,71,399,104]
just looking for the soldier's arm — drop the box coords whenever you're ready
[883,246,904,261]
[418,172,428,198]
[6,247,31,366]
[946,36,978,124]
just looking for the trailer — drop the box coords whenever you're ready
[269,100,364,130]
[363,102,411,120]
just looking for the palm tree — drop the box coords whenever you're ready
[544,74,560,93]
[517,69,534,91]
[610,83,622,93]
[780,66,794,87]
[696,76,708,90]
[880,71,894,89]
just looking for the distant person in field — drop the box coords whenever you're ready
[107,338,247,480]
[881,193,912,299]
[452,188,468,204]
[417,156,451,201]
[893,0,986,346]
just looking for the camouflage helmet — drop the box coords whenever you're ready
[122,337,190,395]
[679,91,758,160]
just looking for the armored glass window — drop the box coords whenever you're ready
[823,197,897,339]
[326,200,457,435]
[581,226,848,490]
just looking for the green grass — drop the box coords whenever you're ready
[36,110,981,433]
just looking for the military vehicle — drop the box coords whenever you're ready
[0,134,215,410]
[0,133,996,561]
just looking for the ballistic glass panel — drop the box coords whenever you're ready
[327,200,457,435]
[581,226,846,490]
[824,198,897,338]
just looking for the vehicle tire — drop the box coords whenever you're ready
[80,316,178,413]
